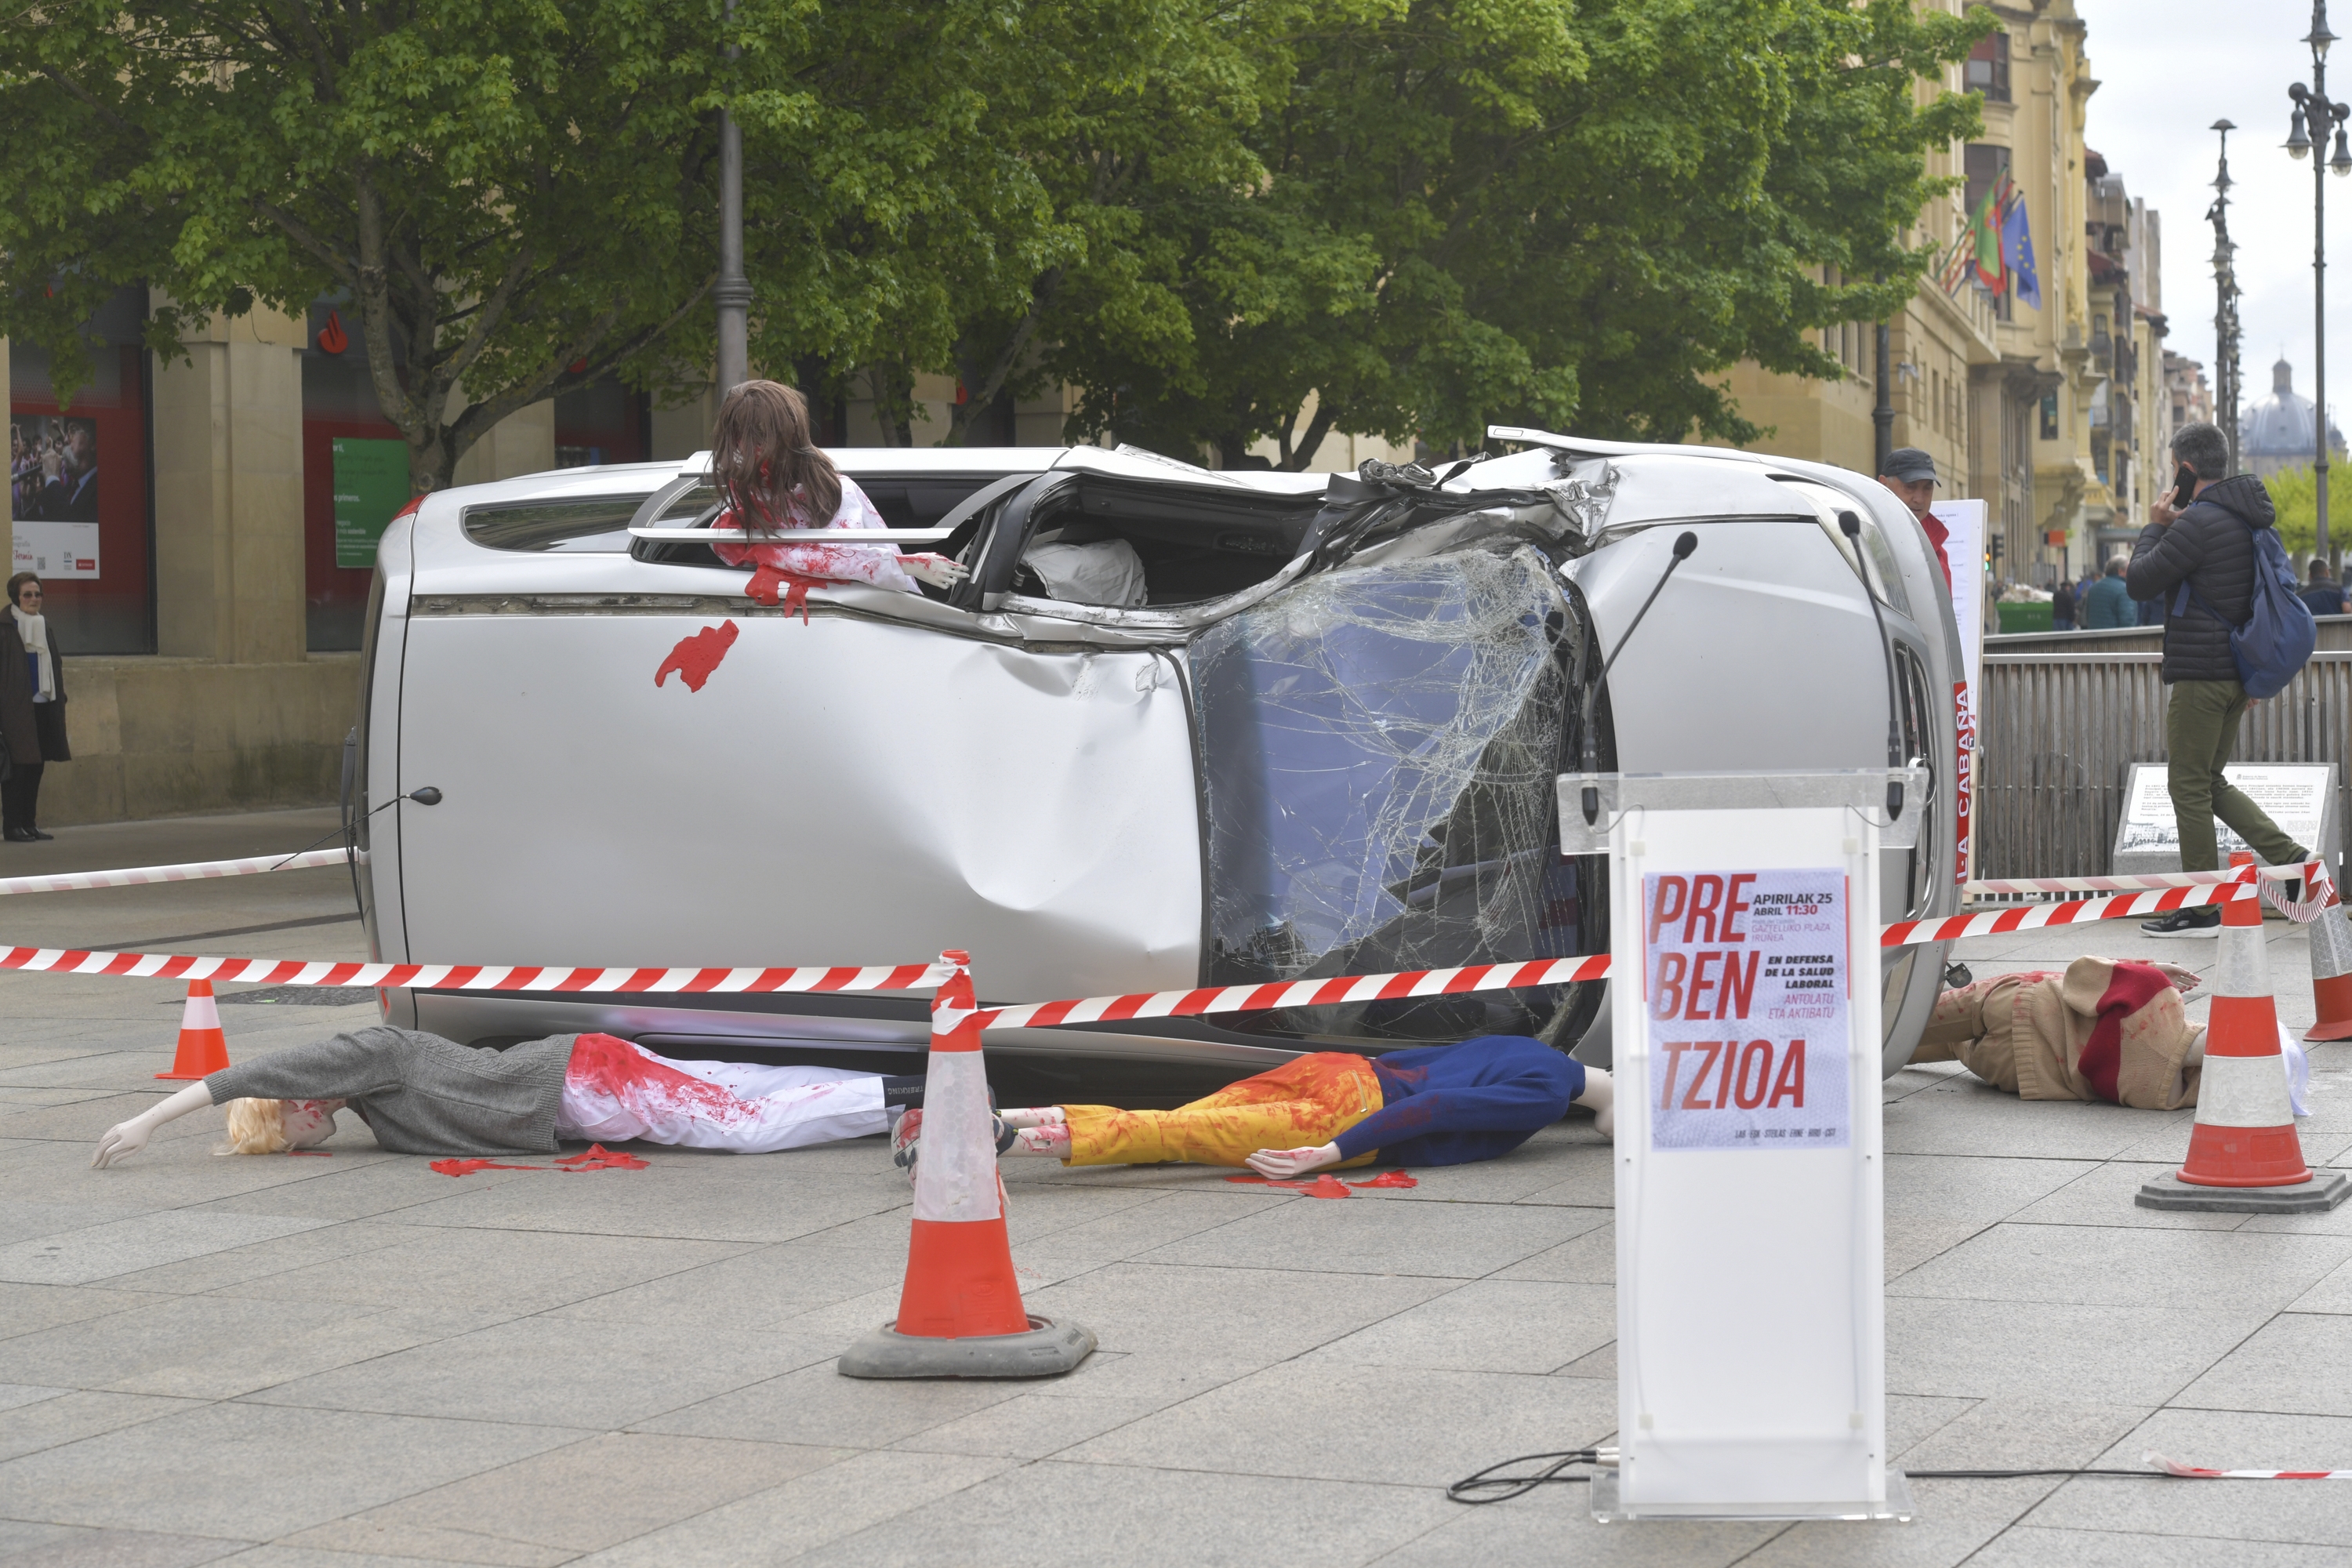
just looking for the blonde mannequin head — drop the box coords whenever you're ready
[219,1097,289,1155]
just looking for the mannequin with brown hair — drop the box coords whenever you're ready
[706,380,966,594]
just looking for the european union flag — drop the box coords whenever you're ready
[2003,196,2041,310]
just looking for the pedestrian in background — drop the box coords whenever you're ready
[2050,574,2078,630]
[2126,423,2309,937]
[2082,556,2134,628]
[0,573,70,842]
[2301,560,2350,618]
[1874,448,1953,590]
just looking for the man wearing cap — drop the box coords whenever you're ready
[1878,448,1953,593]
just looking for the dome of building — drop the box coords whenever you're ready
[2241,358,2343,476]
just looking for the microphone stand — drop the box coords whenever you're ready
[1577,531,1697,825]
[1838,510,1907,821]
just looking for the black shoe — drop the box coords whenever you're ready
[2142,906,2223,938]
[2,828,36,844]
[27,829,51,841]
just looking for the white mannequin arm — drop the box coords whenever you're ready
[1247,1142,1342,1179]
[93,1083,213,1168]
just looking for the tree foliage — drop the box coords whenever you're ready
[0,0,1055,491]
[1041,0,1992,465]
[2,0,1993,484]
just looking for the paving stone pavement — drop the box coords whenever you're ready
[3,812,2352,1563]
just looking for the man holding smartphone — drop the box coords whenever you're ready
[2126,422,2309,936]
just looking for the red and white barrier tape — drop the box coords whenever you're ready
[0,947,952,995]
[0,848,352,896]
[1966,862,2335,924]
[969,956,1614,1032]
[1882,879,2257,948]
[0,873,2285,1025]
[2149,1450,2352,1480]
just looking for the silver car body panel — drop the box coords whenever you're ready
[361,439,1958,1073]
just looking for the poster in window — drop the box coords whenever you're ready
[9,415,99,524]
[333,437,412,569]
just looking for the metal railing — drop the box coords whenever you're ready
[1978,641,2352,878]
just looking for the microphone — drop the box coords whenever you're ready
[1838,510,1906,821]
[1577,530,1698,825]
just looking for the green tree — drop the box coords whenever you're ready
[0,0,1054,492]
[1046,0,1991,466]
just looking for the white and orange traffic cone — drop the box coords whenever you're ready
[2140,880,2350,1211]
[839,951,1094,1378]
[2303,877,2352,1043]
[155,978,231,1080]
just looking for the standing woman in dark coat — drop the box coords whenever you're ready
[0,572,69,841]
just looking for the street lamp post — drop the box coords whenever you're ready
[2288,1,2352,564]
[713,0,750,397]
[2210,120,2243,476]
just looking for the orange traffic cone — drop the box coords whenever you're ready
[838,950,1094,1378]
[2303,877,2352,1042]
[155,979,230,1080]
[2140,877,2350,1211]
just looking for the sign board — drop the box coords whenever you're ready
[332,437,412,569]
[1929,499,1986,888]
[12,521,100,580]
[1571,770,1903,1522]
[2112,762,2339,881]
[1645,869,1852,1152]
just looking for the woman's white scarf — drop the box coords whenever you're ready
[11,605,53,702]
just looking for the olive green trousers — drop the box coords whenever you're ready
[2165,678,2306,873]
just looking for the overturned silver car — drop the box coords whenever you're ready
[355,431,1961,1082]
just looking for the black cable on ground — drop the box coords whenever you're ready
[1448,1455,2230,1504]
[1446,1450,1603,1503]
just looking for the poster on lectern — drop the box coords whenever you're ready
[1644,868,1851,1152]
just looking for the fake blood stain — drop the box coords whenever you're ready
[1223,1169,1417,1195]
[654,621,740,691]
[564,1033,757,1130]
[556,1143,650,1171]
[430,1158,543,1177]
[745,563,824,622]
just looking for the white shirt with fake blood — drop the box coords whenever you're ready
[555,1036,887,1153]
[710,475,921,594]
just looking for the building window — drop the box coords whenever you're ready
[2040,393,2060,442]
[1966,33,2010,104]
[302,301,403,653]
[7,285,156,654]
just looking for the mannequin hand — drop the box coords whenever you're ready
[93,1116,154,1169]
[902,554,970,590]
[1247,1142,1341,1179]
[2153,962,2202,994]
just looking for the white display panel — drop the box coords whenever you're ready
[1598,782,1896,1519]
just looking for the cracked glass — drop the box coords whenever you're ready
[1192,544,1602,1044]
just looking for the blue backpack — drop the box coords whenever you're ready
[2173,513,2318,699]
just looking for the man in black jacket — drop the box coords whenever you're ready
[2126,422,2308,937]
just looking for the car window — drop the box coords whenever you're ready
[463,496,646,553]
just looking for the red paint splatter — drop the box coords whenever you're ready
[555,1142,650,1172]
[654,621,740,691]
[745,563,823,622]
[1221,1173,1353,1198]
[564,1034,757,1131]
[1224,1169,1417,1193]
[430,1158,544,1177]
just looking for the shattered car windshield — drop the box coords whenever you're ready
[1192,544,1601,1044]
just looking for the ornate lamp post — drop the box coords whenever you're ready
[2288,1,2352,562]
[2210,120,2243,476]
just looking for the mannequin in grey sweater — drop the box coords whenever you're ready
[93,1026,921,1167]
